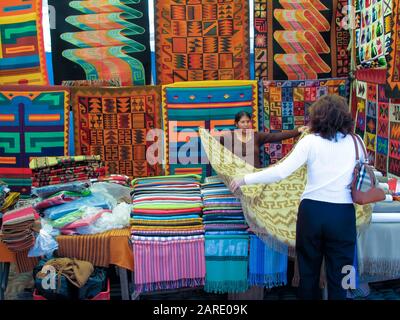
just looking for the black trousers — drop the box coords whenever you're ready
[296,199,356,300]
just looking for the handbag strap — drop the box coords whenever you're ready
[350,133,377,186]
[350,134,360,161]
[350,133,367,162]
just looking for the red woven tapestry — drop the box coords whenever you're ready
[72,87,163,178]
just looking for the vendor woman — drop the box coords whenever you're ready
[219,111,308,168]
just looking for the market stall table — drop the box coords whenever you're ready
[0,228,133,300]
[357,216,400,281]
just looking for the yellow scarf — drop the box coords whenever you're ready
[199,128,372,254]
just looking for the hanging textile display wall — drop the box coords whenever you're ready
[261,78,349,165]
[254,0,350,80]
[48,0,151,85]
[354,79,379,166]
[386,0,400,97]
[162,80,259,181]
[0,86,69,195]
[0,0,48,85]
[354,0,393,69]
[389,97,400,176]
[71,86,163,178]
[154,0,250,84]
[353,70,398,177]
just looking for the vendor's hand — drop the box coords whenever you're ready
[297,126,309,134]
[230,177,245,193]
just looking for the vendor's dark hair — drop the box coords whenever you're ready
[309,94,354,140]
[234,111,252,123]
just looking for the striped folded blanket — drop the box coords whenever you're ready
[204,234,249,293]
[2,206,38,225]
[131,225,204,233]
[132,208,202,215]
[132,236,205,293]
[1,206,39,252]
[31,170,105,187]
[29,155,101,170]
[133,218,203,227]
[248,235,288,289]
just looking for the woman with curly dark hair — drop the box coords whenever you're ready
[230,94,364,300]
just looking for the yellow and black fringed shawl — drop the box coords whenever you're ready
[199,128,372,256]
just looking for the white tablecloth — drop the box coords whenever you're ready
[357,219,400,281]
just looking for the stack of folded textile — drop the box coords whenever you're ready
[131,174,206,293]
[30,156,105,188]
[1,206,40,252]
[201,177,250,293]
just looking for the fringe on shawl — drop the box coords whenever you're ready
[358,259,400,279]
[204,280,249,294]
[248,272,287,288]
[135,277,205,294]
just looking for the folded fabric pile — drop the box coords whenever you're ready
[39,193,114,236]
[0,180,20,224]
[97,175,131,187]
[201,177,249,293]
[33,189,92,211]
[31,180,92,199]
[0,192,20,217]
[31,180,93,219]
[0,180,9,208]
[1,206,40,252]
[30,156,105,188]
[131,174,206,293]
[30,177,116,236]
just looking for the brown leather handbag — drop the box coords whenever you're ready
[350,134,386,205]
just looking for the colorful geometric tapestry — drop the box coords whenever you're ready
[377,85,390,174]
[71,86,162,178]
[254,0,350,80]
[49,0,151,85]
[261,78,349,164]
[386,0,400,97]
[354,0,393,69]
[353,76,390,174]
[0,1,48,85]
[389,98,400,176]
[0,86,69,195]
[155,0,250,84]
[162,80,259,181]
[354,80,377,165]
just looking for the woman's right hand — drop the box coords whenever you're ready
[230,177,245,193]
